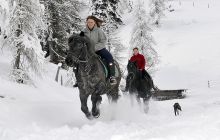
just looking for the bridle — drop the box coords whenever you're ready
[127,63,139,81]
[68,39,97,74]
[68,42,89,63]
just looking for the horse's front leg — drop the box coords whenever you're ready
[90,79,105,118]
[143,92,151,113]
[136,94,141,105]
[91,93,102,118]
[80,92,92,119]
[107,87,120,103]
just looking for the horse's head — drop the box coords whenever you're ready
[126,61,154,95]
[126,60,139,83]
[65,32,93,66]
[127,60,138,74]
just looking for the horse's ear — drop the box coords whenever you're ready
[79,31,85,37]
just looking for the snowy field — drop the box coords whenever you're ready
[1,0,220,140]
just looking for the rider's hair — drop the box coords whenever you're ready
[133,47,139,51]
[86,15,104,27]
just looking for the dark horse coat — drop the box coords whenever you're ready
[65,33,121,119]
[126,61,156,112]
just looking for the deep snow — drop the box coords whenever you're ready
[1,0,220,140]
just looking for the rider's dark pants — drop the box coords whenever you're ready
[95,48,115,77]
[95,48,114,64]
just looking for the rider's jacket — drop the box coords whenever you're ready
[83,25,107,51]
[130,53,146,70]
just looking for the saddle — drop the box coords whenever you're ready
[97,57,120,79]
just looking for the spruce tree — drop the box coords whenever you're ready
[91,0,122,30]
[108,33,126,69]
[4,0,45,84]
[149,0,165,26]
[41,0,83,64]
[130,0,159,73]
[118,0,133,14]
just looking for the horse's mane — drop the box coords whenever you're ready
[127,61,138,70]
[68,32,95,54]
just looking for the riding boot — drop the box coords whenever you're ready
[109,63,117,85]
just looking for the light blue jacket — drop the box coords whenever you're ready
[83,26,107,51]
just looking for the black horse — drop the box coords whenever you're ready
[65,33,121,119]
[126,61,157,112]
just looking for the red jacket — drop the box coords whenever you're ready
[130,53,146,70]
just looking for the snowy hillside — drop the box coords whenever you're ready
[1,0,220,140]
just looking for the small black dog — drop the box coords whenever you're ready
[173,102,182,116]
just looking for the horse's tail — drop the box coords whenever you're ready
[152,81,159,91]
[145,71,159,91]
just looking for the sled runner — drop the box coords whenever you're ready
[152,89,187,101]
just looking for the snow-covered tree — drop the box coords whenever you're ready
[4,0,45,84]
[149,0,165,26]
[118,0,133,14]
[41,0,83,64]
[130,0,159,73]
[107,32,126,69]
[91,0,122,31]
[0,5,8,36]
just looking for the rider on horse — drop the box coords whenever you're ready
[73,15,117,87]
[83,15,117,85]
[65,16,121,119]
[124,47,152,91]
[130,47,146,71]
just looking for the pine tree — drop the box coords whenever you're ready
[91,0,122,30]
[0,4,8,37]
[149,0,165,26]
[108,32,126,69]
[4,0,45,84]
[41,0,83,64]
[118,0,133,14]
[130,0,159,73]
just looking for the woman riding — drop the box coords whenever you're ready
[83,15,117,85]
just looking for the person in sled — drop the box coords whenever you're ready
[73,15,117,87]
[124,47,153,91]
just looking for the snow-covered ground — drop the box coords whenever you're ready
[1,0,220,140]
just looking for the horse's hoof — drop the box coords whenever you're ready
[93,113,100,118]
[85,112,93,120]
[143,106,149,114]
[92,110,100,118]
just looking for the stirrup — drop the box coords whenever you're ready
[110,76,117,85]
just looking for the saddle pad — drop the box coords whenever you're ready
[98,57,108,78]
[98,57,120,79]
